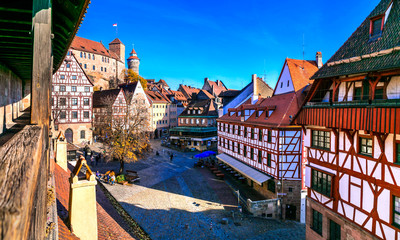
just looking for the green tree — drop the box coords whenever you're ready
[122,69,147,90]
[100,92,150,173]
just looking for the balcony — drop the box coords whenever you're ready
[298,99,400,134]
[304,99,400,108]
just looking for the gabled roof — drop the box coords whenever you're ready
[178,85,201,99]
[179,99,219,117]
[313,0,400,79]
[198,89,215,99]
[219,87,308,128]
[119,82,139,102]
[70,36,111,57]
[170,90,188,101]
[93,89,123,108]
[286,59,318,91]
[109,38,123,44]
[204,79,228,96]
[145,90,170,103]
[70,53,94,86]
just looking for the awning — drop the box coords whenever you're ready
[217,153,272,185]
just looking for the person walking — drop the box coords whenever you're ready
[170,153,174,162]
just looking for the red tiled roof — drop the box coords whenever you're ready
[109,51,121,61]
[206,80,227,96]
[286,59,318,92]
[54,164,135,240]
[130,48,137,55]
[128,55,139,60]
[219,88,307,128]
[70,36,111,57]
[145,90,170,103]
[179,85,200,99]
[109,38,122,44]
[170,90,187,101]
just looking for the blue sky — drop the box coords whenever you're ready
[78,0,380,90]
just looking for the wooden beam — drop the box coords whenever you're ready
[332,80,341,102]
[369,76,381,101]
[31,2,52,126]
[338,75,367,82]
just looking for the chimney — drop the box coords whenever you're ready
[69,156,98,240]
[204,77,209,84]
[55,132,68,171]
[251,74,258,104]
[316,52,323,69]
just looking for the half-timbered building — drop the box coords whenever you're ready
[170,91,218,151]
[217,57,319,221]
[92,88,127,135]
[295,1,400,239]
[52,52,94,144]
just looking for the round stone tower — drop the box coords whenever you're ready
[127,48,140,74]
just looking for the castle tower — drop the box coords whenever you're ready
[109,38,125,65]
[127,48,140,74]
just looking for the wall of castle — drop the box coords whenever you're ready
[71,49,125,83]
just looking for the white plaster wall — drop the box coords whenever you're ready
[222,82,253,115]
[274,64,294,95]
[387,76,400,99]
[339,174,349,202]
[386,134,394,163]
[338,82,347,102]
[377,189,391,223]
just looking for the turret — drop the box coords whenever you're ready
[127,48,140,74]
[109,38,125,65]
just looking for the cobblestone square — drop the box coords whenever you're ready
[93,141,305,240]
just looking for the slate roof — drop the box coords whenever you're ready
[313,0,400,79]
[93,89,123,108]
[70,36,111,57]
[199,89,215,99]
[218,90,240,97]
[119,82,139,102]
[218,88,307,128]
[54,164,135,240]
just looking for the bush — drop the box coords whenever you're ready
[116,174,126,183]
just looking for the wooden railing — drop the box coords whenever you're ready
[296,105,400,134]
[0,123,49,240]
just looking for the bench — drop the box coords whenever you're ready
[216,173,225,179]
[125,170,140,183]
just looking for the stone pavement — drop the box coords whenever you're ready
[91,140,305,240]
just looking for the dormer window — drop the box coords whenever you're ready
[370,17,383,39]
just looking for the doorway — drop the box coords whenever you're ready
[65,128,73,143]
[285,204,297,220]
